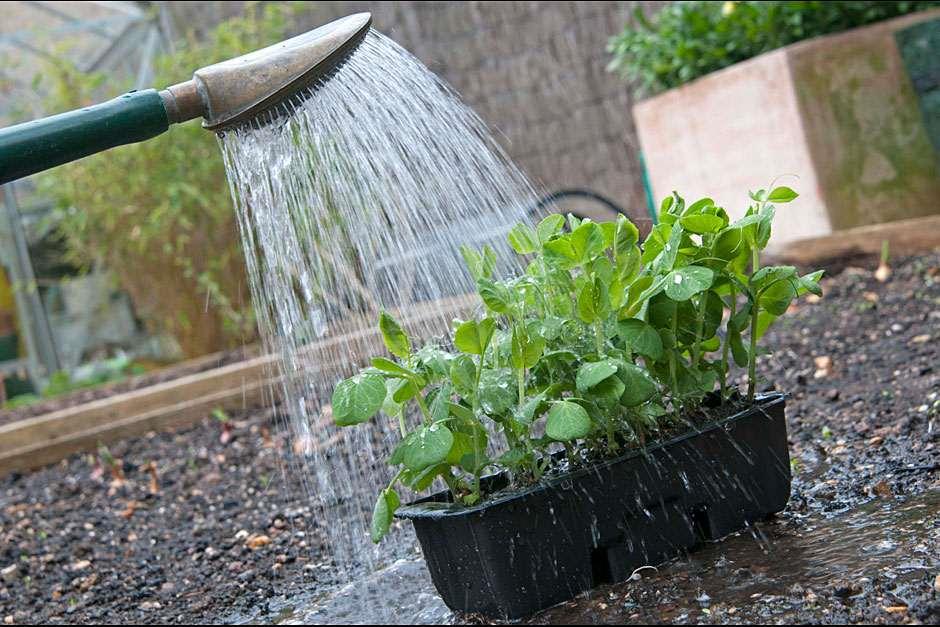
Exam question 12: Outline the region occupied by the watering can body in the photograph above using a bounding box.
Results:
[0,90,169,185]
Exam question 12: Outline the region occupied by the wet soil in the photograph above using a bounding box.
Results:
[0,347,257,426]
[0,252,937,624]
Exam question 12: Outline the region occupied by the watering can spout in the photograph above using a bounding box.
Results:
[161,12,372,130]
[0,13,372,185]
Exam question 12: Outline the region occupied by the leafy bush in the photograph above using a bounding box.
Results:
[608,1,940,94]
[35,4,302,357]
[332,184,823,542]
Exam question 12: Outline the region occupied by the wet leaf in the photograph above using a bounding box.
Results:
[617,318,664,360]
[370,488,399,543]
[664,266,714,301]
[508,223,539,255]
[545,401,592,441]
[576,360,619,391]
[402,424,454,472]
[332,373,386,426]
[379,311,410,359]
[619,363,658,406]
[454,318,495,355]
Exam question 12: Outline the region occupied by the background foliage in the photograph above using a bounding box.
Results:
[608,1,940,95]
[36,4,301,357]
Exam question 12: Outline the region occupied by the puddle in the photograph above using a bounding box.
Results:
[238,489,938,624]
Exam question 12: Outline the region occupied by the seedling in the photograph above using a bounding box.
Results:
[332,186,822,541]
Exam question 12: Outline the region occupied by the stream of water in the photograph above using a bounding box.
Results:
[218,29,541,574]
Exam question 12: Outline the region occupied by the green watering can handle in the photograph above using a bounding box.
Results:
[0,89,170,185]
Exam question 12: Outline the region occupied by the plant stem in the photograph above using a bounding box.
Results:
[720,286,736,400]
[397,413,407,438]
[594,320,605,355]
[415,394,433,424]
[517,368,526,408]
[692,292,707,368]
[747,247,760,402]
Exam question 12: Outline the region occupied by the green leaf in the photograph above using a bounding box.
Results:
[570,221,607,263]
[619,363,658,406]
[545,401,592,441]
[576,360,618,392]
[402,424,454,472]
[576,281,597,323]
[617,319,664,360]
[537,214,566,243]
[759,278,797,316]
[370,488,400,543]
[454,318,496,355]
[653,223,684,274]
[686,197,714,214]
[664,266,714,301]
[508,223,539,255]
[379,311,410,359]
[543,235,579,266]
[713,227,746,262]
[729,327,748,367]
[460,245,484,280]
[510,325,545,370]
[614,214,640,251]
[798,270,824,296]
[577,276,610,324]
[392,379,420,404]
[767,186,798,203]
[449,355,476,396]
[515,393,547,425]
[332,373,387,426]
[680,213,725,234]
[370,357,415,378]
[477,279,512,314]
[478,368,515,416]
[751,265,797,291]
[428,383,452,422]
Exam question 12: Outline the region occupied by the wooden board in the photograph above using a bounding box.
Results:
[774,214,940,265]
[0,294,478,476]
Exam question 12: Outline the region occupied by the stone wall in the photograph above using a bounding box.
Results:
[165,1,664,225]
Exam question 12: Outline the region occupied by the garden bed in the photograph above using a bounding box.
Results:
[0,347,258,427]
[0,251,937,624]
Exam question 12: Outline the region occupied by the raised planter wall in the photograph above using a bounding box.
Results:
[634,9,940,249]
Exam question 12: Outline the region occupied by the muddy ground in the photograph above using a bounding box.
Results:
[0,252,937,625]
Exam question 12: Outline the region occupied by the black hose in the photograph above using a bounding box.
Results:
[528,188,629,220]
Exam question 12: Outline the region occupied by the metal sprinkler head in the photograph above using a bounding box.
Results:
[159,12,372,131]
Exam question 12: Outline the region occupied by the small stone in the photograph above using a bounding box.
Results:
[868,436,884,446]
[3,616,12,624]
[814,356,832,379]
[874,262,891,283]
[912,334,931,344]
[871,480,892,497]
[245,534,271,550]
[826,389,840,402]
[204,547,220,560]
[237,569,255,583]
[69,560,91,572]
[234,530,249,541]
[139,601,162,610]
[0,565,17,584]
[934,573,940,592]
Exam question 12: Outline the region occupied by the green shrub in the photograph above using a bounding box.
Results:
[35,4,302,357]
[332,184,822,542]
[608,1,940,95]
